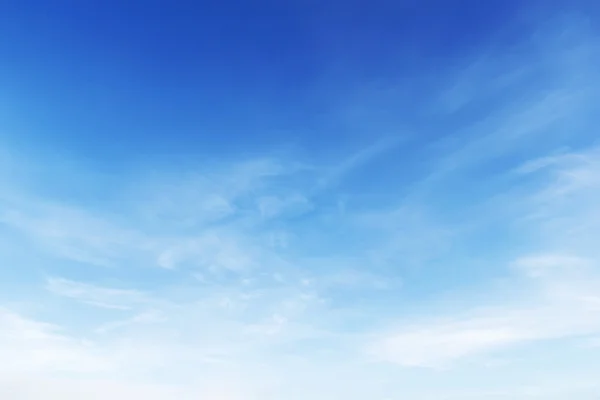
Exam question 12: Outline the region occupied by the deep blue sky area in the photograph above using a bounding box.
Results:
[1,0,528,168]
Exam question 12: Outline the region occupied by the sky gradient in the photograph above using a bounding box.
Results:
[2,1,600,399]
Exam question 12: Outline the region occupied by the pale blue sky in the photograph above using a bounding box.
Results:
[1,1,600,399]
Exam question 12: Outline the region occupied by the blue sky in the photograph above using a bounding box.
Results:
[2,1,600,399]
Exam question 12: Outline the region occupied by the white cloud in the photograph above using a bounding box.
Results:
[367,143,600,368]
[45,278,149,310]
[0,308,111,375]
[315,135,406,190]
[127,158,304,227]
[367,291,600,369]
[0,200,152,268]
[0,376,257,400]
[256,194,312,219]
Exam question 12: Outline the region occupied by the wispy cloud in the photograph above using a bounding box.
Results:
[367,142,600,369]
[315,135,406,191]
[0,307,111,375]
[45,278,149,310]
[368,253,600,368]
